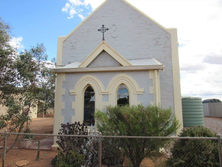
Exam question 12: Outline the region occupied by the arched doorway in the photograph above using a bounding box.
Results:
[117,84,129,106]
[84,86,95,125]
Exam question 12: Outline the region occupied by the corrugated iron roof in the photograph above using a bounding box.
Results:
[55,58,162,70]
[58,62,81,68]
[128,58,162,66]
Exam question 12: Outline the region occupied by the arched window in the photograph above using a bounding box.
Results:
[117,84,129,106]
[84,86,95,125]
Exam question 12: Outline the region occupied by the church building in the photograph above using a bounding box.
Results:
[53,0,183,136]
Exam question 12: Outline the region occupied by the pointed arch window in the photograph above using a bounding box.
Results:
[84,86,95,125]
[117,84,129,106]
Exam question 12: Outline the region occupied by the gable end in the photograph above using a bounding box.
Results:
[88,50,121,67]
[78,41,132,68]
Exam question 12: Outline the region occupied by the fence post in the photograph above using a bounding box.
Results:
[218,134,222,167]
[98,133,102,167]
[2,129,7,167]
[36,140,40,161]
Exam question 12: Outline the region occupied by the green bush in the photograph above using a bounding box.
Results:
[56,150,85,167]
[95,105,179,167]
[166,126,220,167]
[51,155,57,166]
[101,138,124,166]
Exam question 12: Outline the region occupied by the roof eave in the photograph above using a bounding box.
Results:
[53,65,164,73]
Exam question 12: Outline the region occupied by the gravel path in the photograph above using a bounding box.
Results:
[204,117,222,135]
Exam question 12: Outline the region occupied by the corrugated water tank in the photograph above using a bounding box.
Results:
[182,97,204,127]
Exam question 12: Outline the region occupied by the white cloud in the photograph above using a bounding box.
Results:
[62,3,77,19]
[180,63,222,100]
[62,0,92,20]
[9,36,24,50]
[61,0,222,100]
[62,3,71,12]
[203,51,222,64]
[78,14,85,20]
[68,9,77,19]
[69,0,87,6]
[83,0,104,10]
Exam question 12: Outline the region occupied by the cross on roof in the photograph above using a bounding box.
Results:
[98,25,109,41]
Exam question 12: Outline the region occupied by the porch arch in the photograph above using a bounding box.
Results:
[69,75,106,124]
[69,74,107,95]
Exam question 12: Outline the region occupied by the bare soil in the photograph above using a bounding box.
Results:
[0,117,55,167]
[29,117,54,134]
[2,149,57,167]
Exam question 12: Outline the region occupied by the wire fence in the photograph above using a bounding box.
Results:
[0,131,221,167]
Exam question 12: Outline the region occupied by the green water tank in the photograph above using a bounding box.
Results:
[182,97,204,127]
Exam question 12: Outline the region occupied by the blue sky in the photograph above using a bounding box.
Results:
[0,0,88,61]
[0,0,222,100]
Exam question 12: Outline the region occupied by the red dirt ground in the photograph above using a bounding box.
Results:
[0,117,55,167]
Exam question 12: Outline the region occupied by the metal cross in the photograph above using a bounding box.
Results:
[98,25,109,41]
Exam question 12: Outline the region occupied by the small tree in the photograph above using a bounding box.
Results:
[95,105,180,167]
[166,126,220,167]
[36,59,56,117]
[0,18,56,155]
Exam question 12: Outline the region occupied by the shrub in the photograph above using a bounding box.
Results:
[51,155,57,166]
[84,127,124,166]
[56,150,85,167]
[95,105,179,167]
[101,138,124,166]
[54,122,88,166]
[166,126,220,167]
[56,122,88,154]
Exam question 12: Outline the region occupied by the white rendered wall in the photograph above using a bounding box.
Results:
[61,0,174,112]
[54,71,152,124]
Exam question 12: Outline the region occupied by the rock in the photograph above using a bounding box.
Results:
[15,160,29,167]
[19,139,32,149]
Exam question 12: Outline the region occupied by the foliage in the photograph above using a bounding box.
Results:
[0,43,55,131]
[23,127,34,139]
[56,150,85,167]
[56,122,88,153]
[0,17,55,131]
[166,126,220,167]
[36,58,56,115]
[16,43,55,114]
[51,155,58,166]
[83,128,124,167]
[0,18,55,154]
[55,122,123,167]
[101,138,124,166]
[95,105,180,167]
[0,17,17,93]
[55,122,88,166]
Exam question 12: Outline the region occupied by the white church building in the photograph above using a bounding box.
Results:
[53,0,183,136]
